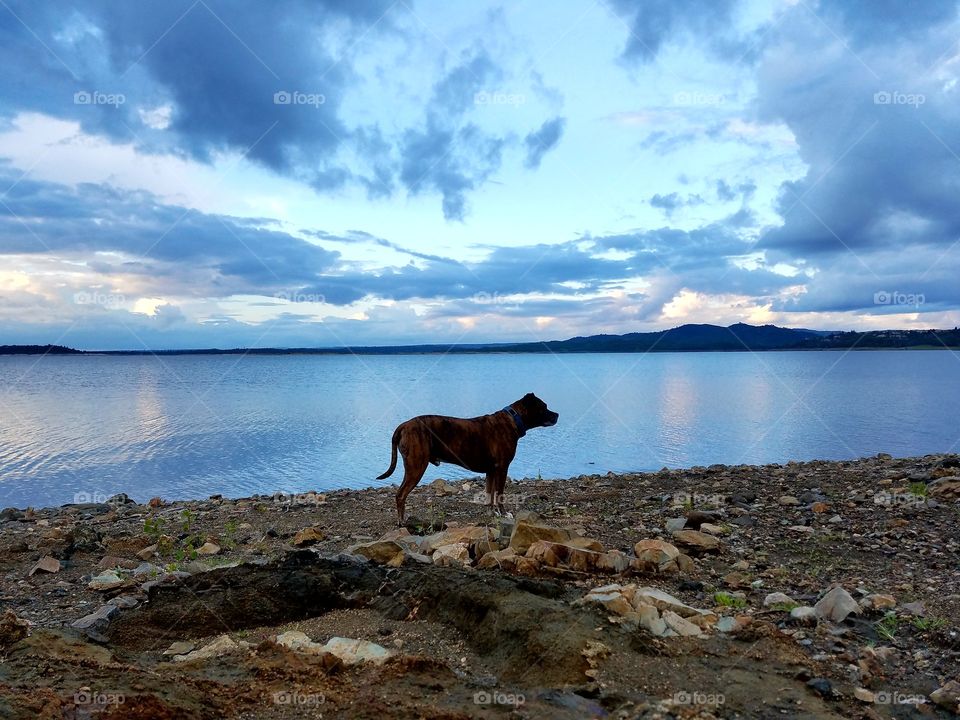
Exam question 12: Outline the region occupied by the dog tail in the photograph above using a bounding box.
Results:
[376,426,401,480]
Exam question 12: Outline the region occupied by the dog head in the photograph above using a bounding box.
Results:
[513,392,559,428]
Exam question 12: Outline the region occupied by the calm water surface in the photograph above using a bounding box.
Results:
[0,351,957,508]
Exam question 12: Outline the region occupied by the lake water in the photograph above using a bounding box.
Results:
[0,351,958,508]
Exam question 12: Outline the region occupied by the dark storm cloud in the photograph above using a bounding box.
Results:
[0,1,562,219]
[523,117,565,169]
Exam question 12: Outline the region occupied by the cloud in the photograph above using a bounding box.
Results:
[523,116,565,169]
[606,0,739,62]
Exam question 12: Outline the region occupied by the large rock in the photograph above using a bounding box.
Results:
[71,604,118,631]
[419,526,498,554]
[476,548,518,572]
[928,476,960,500]
[348,540,406,567]
[763,592,796,608]
[814,586,860,623]
[88,570,125,591]
[661,610,704,637]
[433,543,471,567]
[633,587,706,618]
[634,539,680,571]
[322,637,393,665]
[0,610,29,646]
[172,634,244,663]
[29,555,60,576]
[291,528,324,547]
[930,681,960,713]
[670,530,720,554]
[508,521,572,554]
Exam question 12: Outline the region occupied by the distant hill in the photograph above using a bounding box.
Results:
[0,344,82,355]
[2,324,959,355]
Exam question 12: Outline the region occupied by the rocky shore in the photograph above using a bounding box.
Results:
[0,453,958,719]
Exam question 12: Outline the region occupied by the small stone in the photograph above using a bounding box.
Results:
[148,497,164,508]
[731,560,750,571]
[806,678,833,698]
[828,515,843,524]
[321,637,393,665]
[29,555,60,576]
[814,586,860,623]
[723,572,749,589]
[172,635,242,663]
[698,522,726,535]
[779,496,800,505]
[900,601,925,616]
[788,525,815,534]
[854,688,875,703]
[634,539,680,569]
[811,502,830,513]
[71,604,118,631]
[88,570,125,591]
[664,518,687,532]
[291,527,324,547]
[137,544,158,561]
[715,616,740,633]
[193,542,219,556]
[430,478,456,496]
[764,592,796,608]
[163,640,196,656]
[860,594,896,611]
[790,606,817,625]
[671,530,720,554]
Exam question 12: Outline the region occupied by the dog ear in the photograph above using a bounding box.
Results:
[524,392,535,399]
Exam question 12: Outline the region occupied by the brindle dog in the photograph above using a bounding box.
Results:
[377,393,559,523]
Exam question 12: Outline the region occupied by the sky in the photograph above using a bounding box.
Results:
[1,0,959,350]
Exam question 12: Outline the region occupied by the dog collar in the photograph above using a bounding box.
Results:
[503,406,526,437]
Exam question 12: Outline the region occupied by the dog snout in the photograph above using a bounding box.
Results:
[544,411,559,426]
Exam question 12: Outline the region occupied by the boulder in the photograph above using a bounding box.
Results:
[508,521,572,554]
[814,586,860,623]
[525,540,562,566]
[565,536,604,552]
